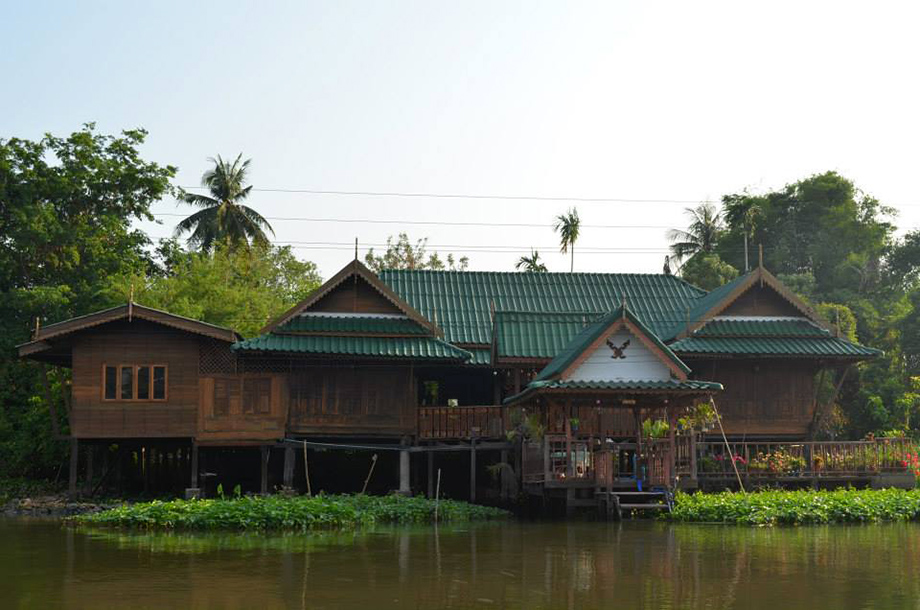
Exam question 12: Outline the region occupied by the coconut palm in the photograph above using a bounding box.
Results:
[175,154,274,251]
[666,203,723,266]
[722,194,763,272]
[516,249,548,272]
[554,207,581,272]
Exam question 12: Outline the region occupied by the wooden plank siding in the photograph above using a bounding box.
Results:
[721,284,805,317]
[70,320,200,438]
[286,366,416,436]
[308,278,405,315]
[196,375,288,443]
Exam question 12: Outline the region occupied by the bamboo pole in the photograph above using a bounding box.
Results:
[361,453,378,494]
[434,468,442,522]
[303,440,312,496]
[710,397,745,493]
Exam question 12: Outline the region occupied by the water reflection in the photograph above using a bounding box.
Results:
[2,519,920,609]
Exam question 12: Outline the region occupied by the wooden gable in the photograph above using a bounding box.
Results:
[261,260,440,336]
[720,283,806,317]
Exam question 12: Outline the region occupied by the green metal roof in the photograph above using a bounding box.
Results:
[693,318,830,338]
[494,311,600,359]
[467,348,492,366]
[233,334,472,360]
[504,379,723,404]
[378,270,705,345]
[276,314,428,335]
[669,335,882,358]
[534,305,692,382]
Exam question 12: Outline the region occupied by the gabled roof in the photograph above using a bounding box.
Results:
[670,317,882,359]
[233,333,472,361]
[378,270,705,345]
[262,260,441,336]
[275,313,428,336]
[534,305,691,383]
[18,302,240,358]
[493,311,601,361]
[669,266,831,340]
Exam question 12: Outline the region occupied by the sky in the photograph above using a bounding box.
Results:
[4,1,920,279]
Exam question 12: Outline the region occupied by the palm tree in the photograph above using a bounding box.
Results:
[516,249,548,272]
[722,194,763,272]
[554,207,581,272]
[175,154,274,251]
[666,203,723,266]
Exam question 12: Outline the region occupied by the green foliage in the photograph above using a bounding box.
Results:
[554,207,580,272]
[364,233,469,272]
[515,249,548,272]
[75,494,510,531]
[677,402,717,433]
[108,241,321,338]
[815,303,858,342]
[679,252,739,290]
[0,125,175,478]
[667,203,724,265]
[641,418,670,439]
[669,488,920,526]
[175,154,274,251]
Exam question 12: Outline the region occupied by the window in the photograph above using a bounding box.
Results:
[137,366,150,400]
[120,366,133,399]
[213,377,270,416]
[102,364,167,401]
[243,378,271,415]
[153,366,167,400]
[214,378,238,417]
[104,366,117,400]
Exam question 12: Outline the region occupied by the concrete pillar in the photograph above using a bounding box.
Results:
[399,449,411,495]
[260,446,270,495]
[68,438,79,498]
[283,447,295,490]
[185,443,200,499]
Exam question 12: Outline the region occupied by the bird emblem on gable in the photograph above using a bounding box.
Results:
[606,338,630,359]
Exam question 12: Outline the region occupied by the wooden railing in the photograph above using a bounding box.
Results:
[694,438,915,479]
[417,405,505,440]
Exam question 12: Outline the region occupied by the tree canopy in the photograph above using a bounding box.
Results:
[364,233,469,272]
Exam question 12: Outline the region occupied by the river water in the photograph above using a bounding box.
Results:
[2,518,919,609]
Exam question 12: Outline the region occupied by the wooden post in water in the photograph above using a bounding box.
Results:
[260,446,270,495]
[435,468,442,522]
[68,438,79,498]
[303,441,312,496]
[362,454,378,494]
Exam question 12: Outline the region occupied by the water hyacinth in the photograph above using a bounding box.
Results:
[75,494,509,531]
[669,488,920,526]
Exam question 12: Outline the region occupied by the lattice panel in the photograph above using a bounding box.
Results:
[198,339,238,375]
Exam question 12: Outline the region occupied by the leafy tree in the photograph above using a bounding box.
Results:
[667,203,724,266]
[0,125,175,477]
[553,207,580,272]
[175,154,273,251]
[678,252,738,290]
[109,242,322,338]
[515,249,548,272]
[722,193,763,272]
[364,233,469,272]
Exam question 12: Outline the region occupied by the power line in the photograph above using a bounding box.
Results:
[178,185,712,205]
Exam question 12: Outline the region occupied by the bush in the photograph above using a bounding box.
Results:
[74,494,509,531]
[669,488,920,526]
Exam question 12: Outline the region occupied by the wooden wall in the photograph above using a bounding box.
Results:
[310,278,402,314]
[694,359,820,437]
[287,365,416,436]
[722,285,802,317]
[197,375,287,443]
[70,320,200,438]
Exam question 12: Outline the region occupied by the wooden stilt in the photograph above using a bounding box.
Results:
[470,440,477,503]
[260,446,270,495]
[190,444,199,489]
[427,450,434,498]
[68,438,78,498]
[83,445,94,496]
[283,447,295,490]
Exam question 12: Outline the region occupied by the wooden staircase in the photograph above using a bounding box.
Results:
[596,485,673,520]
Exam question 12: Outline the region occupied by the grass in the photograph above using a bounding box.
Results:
[669,488,920,526]
[74,493,510,531]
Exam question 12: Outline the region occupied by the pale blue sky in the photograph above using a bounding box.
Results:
[4,1,920,277]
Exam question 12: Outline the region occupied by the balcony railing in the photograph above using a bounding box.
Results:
[417,405,505,440]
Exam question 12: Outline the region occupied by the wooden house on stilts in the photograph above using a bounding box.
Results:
[20,258,909,514]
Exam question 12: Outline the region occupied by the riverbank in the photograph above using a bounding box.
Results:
[74,494,510,530]
[669,488,920,525]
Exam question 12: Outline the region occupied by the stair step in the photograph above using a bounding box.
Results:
[619,503,668,510]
